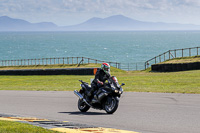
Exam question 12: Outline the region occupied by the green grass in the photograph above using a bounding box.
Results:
[1,69,200,94]
[0,120,59,133]
[0,63,102,70]
[160,55,200,64]
[117,70,200,93]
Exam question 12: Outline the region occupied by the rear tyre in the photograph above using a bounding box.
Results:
[78,99,90,112]
[104,96,119,114]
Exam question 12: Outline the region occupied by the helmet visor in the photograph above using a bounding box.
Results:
[105,67,110,71]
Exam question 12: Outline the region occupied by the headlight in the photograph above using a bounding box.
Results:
[119,91,122,94]
[114,90,119,93]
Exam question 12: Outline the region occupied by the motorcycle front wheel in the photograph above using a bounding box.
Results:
[78,99,90,112]
[104,96,119,114]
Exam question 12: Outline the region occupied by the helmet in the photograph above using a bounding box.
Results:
[101,63,110,75]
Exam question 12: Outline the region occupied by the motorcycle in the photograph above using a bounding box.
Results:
[74,76,125,114]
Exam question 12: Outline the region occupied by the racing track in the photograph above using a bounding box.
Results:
[0,91,200,133]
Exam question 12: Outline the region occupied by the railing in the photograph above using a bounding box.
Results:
[145,47,200,69]
[119,62,145,71]
[0,56,145,71]
[0,57,120,69]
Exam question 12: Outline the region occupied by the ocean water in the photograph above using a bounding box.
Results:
[0,31,200,69]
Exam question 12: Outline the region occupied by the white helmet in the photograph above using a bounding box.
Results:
[101,63,110,75]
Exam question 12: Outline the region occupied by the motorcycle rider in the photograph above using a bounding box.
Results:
[88,63,111,103]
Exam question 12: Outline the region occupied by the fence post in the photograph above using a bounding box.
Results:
[164,53,166,61]
[189,48,191,57]
[197,47,199,56]
[182,49,184,57]
[155,57,156,64]
[159,55,161,63]
[45,58,47,65]
[175,50,176,58]
[67,57,69,64]
[169,50,171,60]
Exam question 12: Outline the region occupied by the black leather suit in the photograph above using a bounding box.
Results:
[90,69,110,96]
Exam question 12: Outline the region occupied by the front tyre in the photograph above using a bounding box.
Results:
[104,96,119,114]
[78,99,90,112]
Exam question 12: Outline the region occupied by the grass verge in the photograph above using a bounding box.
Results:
[0,120,59,133]
[159,55,200,64]
[0,63,101,70]
[0,68,200,93]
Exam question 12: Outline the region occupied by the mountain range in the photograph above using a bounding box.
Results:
[1,15,200,31]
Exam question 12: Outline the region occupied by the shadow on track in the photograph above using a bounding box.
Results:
[58,111,109,116]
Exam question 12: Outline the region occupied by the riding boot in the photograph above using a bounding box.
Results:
[87,88,94,97]
[92,89,102,103]
[92,95,99,103]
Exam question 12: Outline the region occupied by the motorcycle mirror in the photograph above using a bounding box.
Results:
[121,83,125,86]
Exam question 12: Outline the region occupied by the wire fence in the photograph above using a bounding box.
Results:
[0,57,145,71]
[119,62,145,71]
[0,57,118,67]
[145,46,200,69]
[3,46,198,71]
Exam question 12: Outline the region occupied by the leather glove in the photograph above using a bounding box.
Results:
[97,80,104,85]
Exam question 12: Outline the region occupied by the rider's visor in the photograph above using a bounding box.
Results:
[105,68,110,72]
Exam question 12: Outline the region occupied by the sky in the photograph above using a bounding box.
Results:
[0,0,200,26]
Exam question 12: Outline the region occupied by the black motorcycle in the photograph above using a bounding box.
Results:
[74,76,125,114]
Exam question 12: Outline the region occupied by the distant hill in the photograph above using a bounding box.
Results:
[1,15,200,31]
[62,15,200,31]
[0,16,58,31]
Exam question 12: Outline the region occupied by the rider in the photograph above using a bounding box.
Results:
[88,63,111,103]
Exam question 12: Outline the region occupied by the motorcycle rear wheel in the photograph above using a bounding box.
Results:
[78,99,90,112]
[104,96,119,114]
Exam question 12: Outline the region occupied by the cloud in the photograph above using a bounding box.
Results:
[0,0,200,25]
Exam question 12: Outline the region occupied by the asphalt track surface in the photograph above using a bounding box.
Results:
[0,90,200,133]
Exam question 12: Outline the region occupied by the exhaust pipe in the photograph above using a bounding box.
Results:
[74,90,83,100]
[74,90,91,107]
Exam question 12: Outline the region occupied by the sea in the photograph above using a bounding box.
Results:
[0,31,200,70]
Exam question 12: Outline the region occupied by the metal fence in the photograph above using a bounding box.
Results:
[119,62,145,71]
[0,57,120,68]
[145,46,200,69]
[0,57,145,71]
